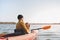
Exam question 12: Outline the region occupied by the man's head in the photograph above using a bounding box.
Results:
[17,14,23,20]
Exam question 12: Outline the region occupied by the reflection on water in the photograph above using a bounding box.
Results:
[0,24,60,40]
[37,32,60,40]
[36,32,60,40]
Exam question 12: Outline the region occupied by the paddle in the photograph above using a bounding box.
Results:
[31,25,51,31]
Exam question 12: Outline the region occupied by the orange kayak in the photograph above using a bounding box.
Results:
[0,30,38,40]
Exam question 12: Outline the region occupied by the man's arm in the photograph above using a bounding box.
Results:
[25,23,30,30]
[20,22,30,34]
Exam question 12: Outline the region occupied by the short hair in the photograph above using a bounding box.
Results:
[17,14,23,19]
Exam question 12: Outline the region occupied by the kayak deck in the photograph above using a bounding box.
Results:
[0,30,38,40]
[8,30,38,40]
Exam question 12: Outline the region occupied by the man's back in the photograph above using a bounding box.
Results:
[16,22,22,30]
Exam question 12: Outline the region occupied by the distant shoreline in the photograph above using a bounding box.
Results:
[0,22,60,25]
[0,22,16,24]
[30,23,60,25]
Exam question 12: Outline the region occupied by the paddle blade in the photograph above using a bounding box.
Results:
[42,25,51,30]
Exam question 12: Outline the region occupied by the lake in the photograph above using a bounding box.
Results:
[0,24,60,40]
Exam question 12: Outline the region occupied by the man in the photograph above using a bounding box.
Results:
[15,14,30,35]
[1,15,30,37]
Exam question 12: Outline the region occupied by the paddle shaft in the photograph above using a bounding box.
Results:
[31,28,42,31]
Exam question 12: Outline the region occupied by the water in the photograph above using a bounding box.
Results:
[0,24,16,34]
[0,24,60,40]
[31,24,60,40]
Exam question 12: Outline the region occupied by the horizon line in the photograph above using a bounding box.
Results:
[0,22,60,25]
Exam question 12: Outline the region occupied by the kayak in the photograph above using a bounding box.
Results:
[0,30,38,40]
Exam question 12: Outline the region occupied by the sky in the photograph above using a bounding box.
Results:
[0,0,60,23]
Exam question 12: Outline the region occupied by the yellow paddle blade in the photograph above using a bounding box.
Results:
[42,25,51,30]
